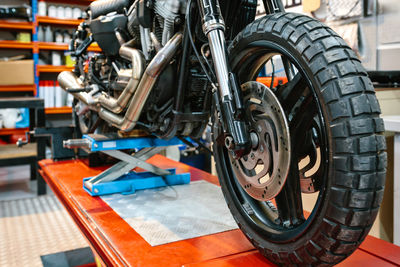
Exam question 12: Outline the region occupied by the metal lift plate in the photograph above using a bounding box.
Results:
[84,134,184,152]
[83,169,191,196]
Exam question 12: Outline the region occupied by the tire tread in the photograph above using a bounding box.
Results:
[226,12,386,266]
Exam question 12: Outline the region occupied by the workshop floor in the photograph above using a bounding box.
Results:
[0,165,40,201]
[0,165,89,267]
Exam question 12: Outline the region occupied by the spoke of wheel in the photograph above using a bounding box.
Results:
[290,94,317,138]
[281,55,296,81]
[274,73,313,226]
[275,153,305,227]
[275,72,309,113]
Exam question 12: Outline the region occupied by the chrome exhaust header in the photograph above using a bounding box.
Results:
[96,45,145,113]
[58,32,183,132]
[99,32,183,132]
[58,44,145,114]
[57,71,98,109]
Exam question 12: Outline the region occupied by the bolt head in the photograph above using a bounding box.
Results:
[225,136,235,150]
[174,17,182,25]
[250,132,259,149]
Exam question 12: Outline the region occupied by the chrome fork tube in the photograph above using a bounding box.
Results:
[207,30,231,100]
[197,0,231,100]
[197,0,250,157]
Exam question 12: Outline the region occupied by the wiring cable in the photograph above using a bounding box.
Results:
[185,0,217,86]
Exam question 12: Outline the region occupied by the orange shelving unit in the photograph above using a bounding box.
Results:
[0,128,29,136]
[0,21,34,96]
[0,40,34,50]
[37,16,83,27]
[37,41,101,52]
[0,20,33,30]
[37,41,68,51]
[37,65,74,74]
[0,85,36,94]
[42,0,95,5]
[45,106,72,114]
[0,2,97,110]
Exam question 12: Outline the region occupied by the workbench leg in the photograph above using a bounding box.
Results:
[394,134,400,246]
[31,107,47,195]
[29,107,37,183]
[37,164,47,195]
[37,136,47,195]
[30,161,37,181]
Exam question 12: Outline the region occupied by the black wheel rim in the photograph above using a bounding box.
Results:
[218,40,331,243]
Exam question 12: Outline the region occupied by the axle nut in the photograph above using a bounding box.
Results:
[250,132,259,149]
[225,136,235,150]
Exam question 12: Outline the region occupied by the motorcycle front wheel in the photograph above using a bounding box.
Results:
[213,13,387,265]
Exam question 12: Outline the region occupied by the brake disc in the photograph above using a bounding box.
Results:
[230,81,291,201]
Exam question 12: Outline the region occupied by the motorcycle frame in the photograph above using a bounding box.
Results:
[70,0,286,144]
[165,0,285,151]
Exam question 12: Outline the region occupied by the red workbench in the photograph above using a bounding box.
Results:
[39,155,400,266]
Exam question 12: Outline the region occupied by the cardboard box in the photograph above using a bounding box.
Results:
[0,60,34,86]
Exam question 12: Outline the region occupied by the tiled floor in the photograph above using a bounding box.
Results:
[0,165,40,201]
[0,165,89,266]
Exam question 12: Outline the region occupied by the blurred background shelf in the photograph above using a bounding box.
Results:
[37,16,82,27]
[0,127,28,136]
[0,20,33,30]
[42,0,96,4]
[0,41,33,50]
[37,42,69,51]
[37,65,74,73]
[45,106,72,114]
[37,41,101,52]
[0,85,36,93]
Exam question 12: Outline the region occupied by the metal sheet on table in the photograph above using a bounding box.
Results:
[101,180,238,246]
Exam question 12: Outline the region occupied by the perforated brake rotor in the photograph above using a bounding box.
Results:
[230,81,291,201]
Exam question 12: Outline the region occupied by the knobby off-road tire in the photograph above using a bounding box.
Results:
[213,13,387,266]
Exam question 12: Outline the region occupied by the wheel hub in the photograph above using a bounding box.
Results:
[230,81,291,201]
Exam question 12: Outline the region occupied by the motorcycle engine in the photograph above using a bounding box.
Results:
[127,0,186,53]
[125,0,189,133]
[153,0,186,45]
[137,0,210,138]
[86,0,208,137]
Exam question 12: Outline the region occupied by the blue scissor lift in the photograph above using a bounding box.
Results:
[63,134,190,196]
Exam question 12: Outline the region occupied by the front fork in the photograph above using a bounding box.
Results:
[197,0,250,157]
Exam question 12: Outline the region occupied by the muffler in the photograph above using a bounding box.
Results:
[98,33,183,132]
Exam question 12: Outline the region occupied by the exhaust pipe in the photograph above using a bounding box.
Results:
[58,45,145,114]
[96,45,145,113]
[58,32,183,132]
[57,71,97,108]
[99,32,183,132]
